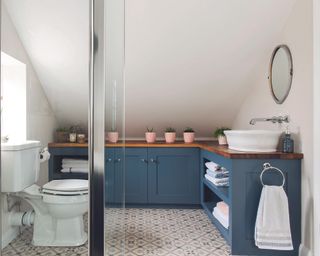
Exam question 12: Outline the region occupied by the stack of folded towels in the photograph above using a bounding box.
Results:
[213,201,229,229]
[204,161,229,187]
[61,158,88,173]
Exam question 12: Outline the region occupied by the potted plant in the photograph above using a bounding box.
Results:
[145,127,156,143]
[165,127,176,143]
[55,127,69,143]
[69,125,81,143]
[214,127,231,145]
[107,129,119,143]
[183,127,195,143]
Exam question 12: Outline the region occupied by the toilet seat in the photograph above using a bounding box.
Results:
[42,179,88,196]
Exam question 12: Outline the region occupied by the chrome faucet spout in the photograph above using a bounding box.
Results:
[249,115,289,125]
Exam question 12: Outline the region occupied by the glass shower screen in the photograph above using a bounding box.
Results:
[104,0,126,255]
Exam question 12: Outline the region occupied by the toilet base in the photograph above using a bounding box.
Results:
[32,214,87,247]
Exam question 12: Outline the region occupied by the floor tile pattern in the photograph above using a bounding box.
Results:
[2,208,230,256]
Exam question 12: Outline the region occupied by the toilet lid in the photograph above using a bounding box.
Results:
[42,179,88,195]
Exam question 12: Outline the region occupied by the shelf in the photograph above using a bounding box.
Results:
[52,172,88,180]
[203,178,230,205]
[202,201,230,244]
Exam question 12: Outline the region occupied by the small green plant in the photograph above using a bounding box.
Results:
[213,127,231,138]
[184,127,194,133]
[56,127,68,132]
[165,127,176,133]
[69,125,81,133]
[146,127,154,132]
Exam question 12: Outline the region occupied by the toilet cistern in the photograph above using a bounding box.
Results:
[249,115,290,125]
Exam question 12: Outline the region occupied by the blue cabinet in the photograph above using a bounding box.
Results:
[148,148,200,205]
[200,149,301,256]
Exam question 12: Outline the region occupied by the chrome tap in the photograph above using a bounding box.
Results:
[249,115,289,125]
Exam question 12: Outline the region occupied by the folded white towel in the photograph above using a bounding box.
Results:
[62,163,88,169]
[61,168,88,174]
[213,207,229,229]
[206,169,229,179]
[62,158,88,164]
[205,174,229,187]
[255,185,293,251]
[205,162,221,172]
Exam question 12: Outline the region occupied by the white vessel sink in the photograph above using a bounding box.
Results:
[224,130,282,152]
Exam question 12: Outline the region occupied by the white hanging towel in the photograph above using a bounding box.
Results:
[255,185,293,251]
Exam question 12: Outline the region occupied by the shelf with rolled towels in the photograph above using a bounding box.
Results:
[203,161,230,205]
[60,158,89,173]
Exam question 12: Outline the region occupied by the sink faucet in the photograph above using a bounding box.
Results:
[249,115,290,125]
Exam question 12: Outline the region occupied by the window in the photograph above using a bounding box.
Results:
[1,52,27,142]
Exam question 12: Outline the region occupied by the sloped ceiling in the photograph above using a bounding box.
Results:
[4,0,296,137]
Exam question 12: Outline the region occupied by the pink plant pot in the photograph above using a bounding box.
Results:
[145,132,156,143]
[183,132,195,143]
[165,132,176,143]
[218,135,228,145]
[108,132,119,143]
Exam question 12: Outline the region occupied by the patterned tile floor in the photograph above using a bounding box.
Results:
[2,208,230,256]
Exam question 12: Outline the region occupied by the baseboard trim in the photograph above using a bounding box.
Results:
[299,244,312,256]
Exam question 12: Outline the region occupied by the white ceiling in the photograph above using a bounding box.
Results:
[4,0,296,137]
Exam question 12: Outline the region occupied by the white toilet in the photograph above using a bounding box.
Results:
[1,140,88,247]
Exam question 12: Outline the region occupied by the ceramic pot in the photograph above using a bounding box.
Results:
[55,132,69,143]
[145,132,156,143]
[218,135,228,145]
[183,132,195,143]
[165,132,176,143]
[69,133,77,143]
[77,134,86,144]
[108,132,119,143]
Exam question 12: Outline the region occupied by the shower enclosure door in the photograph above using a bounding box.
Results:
[103,0,126,254]
[0,0,127,255]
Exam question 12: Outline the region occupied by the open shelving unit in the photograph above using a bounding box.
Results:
[48,147,89,181]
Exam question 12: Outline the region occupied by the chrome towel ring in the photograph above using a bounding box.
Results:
[260,163,285,187]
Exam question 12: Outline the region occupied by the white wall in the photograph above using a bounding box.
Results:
[124,0,297,138]
[4,0,297,138]
[1,6,58,248]
[233,0,314,254]
[313,0,320,255]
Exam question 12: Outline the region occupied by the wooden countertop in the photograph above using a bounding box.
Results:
[48,141,303,160]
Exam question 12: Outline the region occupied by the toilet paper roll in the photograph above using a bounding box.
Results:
[40,147,50,163]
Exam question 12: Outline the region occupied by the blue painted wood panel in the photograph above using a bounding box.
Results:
[148,148,200,204]
[230,159,301,256]
[105,148,115,204]
[123,148,148,204]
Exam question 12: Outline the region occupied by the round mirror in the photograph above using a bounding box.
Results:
[269,45,293,104]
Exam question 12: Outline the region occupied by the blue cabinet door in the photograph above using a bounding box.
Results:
[114,148,124,204]
[124,148,148,204]
[148,148,200,204]
[114,148,148,204]
[105,148,115,204]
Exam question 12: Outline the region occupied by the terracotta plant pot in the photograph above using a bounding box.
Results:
[183,132,195,143]
[218,135,228,145]
[145,132,156,143]
[165,132,176,143]
[55,131,69,143]
[108,132,119,143]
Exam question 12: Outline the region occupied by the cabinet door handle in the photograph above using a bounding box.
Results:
[150,158,158,164]
[107,158,112,163]
[114,158,121,163]
[141,159,148,163]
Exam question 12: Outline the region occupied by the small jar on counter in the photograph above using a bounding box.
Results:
[77,134,86,144]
